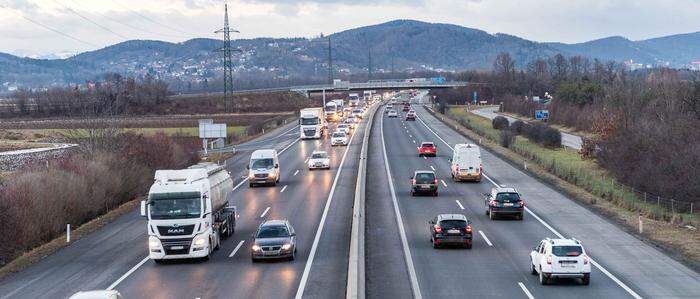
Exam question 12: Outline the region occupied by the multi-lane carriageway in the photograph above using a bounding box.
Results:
[1,100,699,299]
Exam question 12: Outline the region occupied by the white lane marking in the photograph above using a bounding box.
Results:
[294,169,300,176]
[295,116,360,299]
[455,200,465,210]
[479,230,493,247]
[305,158,309,163]
[412,140,416,144]
[430,166,436,171]
[380,113,423,299]
[416,109,643,299]
[441,180,447,187]
[518,282,534,299]
[260,207,271,218]
[106,257,149,290]
[423,156,427,160]
[409,134,413,138]
[280,185,288,193]
[229,240,245,257]
[106,134,303,290]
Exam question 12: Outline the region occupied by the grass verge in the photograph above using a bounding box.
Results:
[428,106,700,269]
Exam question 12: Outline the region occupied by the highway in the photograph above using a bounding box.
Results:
[0,109,372,299]
[1,97,700,299]
[364,103,700,298]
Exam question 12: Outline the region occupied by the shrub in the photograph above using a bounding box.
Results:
[541,126,562,148]
[579,137,598,159]
[510,120,525,135]
[492,116,509,130]
[500,129,516,148]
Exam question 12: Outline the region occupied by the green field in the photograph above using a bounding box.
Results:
[9,126,248,138]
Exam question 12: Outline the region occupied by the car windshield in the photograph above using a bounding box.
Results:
[301,117,319,125]
[333,133,345,138]
[415,173,435,183]
[149,192,201,219]
[552,245,583,257]
[312,152,328,159]
[496,192,520,202]
[256,225,290,238]
[251,158,274,169]
[421,143,434,148]
[439,220,467,229]
[338,124,348,128]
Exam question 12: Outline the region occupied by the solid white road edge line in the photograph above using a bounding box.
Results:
[479,230,493,247]
[380,112,423,299]
[105,135,302,291]
[455,200,465,210]
[430,166,436,171]
[280,185,288,193]
[229,240,245,258]
[106,257,149,290]
[294,116,360,299]
[416,108,643,299]
[260,207,271,218]
[518,282,535,299]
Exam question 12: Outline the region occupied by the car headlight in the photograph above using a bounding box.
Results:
[268,172,276,178]
[281,243,292,250]
[193,234,207,247]
[251,244,262,252]
[148,237,161,248]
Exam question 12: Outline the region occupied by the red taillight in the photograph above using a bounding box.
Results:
[433,179,438,184]
[412,179,416,184]
[489,200,498,206]
[434,225,442,233]
[583,255,589,265]
[546,255,553,264]
[479,164,483,173]
[465,225,472,233]
[518,199,525,207]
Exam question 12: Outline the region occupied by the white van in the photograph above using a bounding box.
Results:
[247,149,280,187]
[450,144,482,182]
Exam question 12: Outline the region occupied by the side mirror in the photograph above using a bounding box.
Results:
[275,164,279,169]
[429,220,435,225]
[246,165,250,170]
[291,232,296,237]
[140,201,147,217]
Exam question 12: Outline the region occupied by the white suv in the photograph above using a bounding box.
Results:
[530,238,591,285]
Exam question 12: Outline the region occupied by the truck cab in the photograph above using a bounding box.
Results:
[300,107,324,139]
[141,163,236,262]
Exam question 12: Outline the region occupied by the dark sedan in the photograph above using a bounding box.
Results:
[251,220,297,261]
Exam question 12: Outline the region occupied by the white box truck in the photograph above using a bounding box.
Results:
[300,107,325,139]
[141,162,236,262]
[450,144,483,182]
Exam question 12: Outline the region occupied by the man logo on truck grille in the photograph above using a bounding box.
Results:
[168,224,184,234]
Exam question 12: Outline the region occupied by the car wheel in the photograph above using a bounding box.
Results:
[582,275,590,285]
[251,256,258,263]
[249,183,254,188]
[539,269,548,285]
[531,261,538,275]
[433,191,438,197]
[485,209,490,216]
[489,210,495,220]
[154,259,165,265]
[465,241,472,249]
[518,213,524,221]
[289,249,296,261]
[432,240,439,249]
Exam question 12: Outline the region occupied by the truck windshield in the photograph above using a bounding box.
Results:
[251,158,274,169]
[149,192,201,219]
[301,117,319,125]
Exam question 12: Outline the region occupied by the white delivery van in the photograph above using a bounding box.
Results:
[247,149,280,187]
[450,144,482,182]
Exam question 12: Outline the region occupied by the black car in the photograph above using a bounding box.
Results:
[251,220,297,262]
[485,187,525,220]
[429,214,472,249]
[410,170,438,196]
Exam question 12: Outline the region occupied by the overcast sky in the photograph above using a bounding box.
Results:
[1,0,700,57]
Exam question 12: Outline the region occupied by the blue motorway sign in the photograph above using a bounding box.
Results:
[535,110,549,120]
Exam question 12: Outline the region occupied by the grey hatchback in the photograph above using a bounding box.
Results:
[410,170,438,196]
[251,220,297,262]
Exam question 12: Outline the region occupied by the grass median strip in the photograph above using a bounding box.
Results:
[429,106,700,269]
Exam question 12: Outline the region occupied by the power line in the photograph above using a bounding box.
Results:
[0,4,100,48]
[70,0,192,40]
[54,0,130,40]
[110,0,200,37]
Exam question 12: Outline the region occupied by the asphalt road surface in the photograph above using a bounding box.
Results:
[364,104,700,298]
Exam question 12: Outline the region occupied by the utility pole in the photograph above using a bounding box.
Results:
[327,36,333,85]
[368,47,372,81]
[215,3,239,112]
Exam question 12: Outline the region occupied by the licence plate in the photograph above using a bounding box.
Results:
[170,246,184,250]
[265,251,278,256]
[503,203,514,207]
[561,263,575,268]
[421,185,430,189]
[447,229,460,234]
